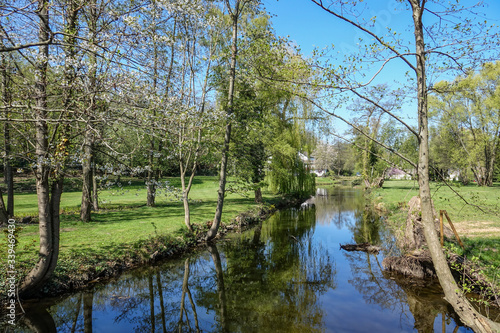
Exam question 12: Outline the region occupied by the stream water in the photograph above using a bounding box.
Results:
[5,187,492,332]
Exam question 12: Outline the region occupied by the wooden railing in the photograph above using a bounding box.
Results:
[439,210,465,249]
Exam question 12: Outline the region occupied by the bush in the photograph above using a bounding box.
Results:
[351,178,362,186]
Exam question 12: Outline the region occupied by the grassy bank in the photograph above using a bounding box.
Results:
[371,180,500,285]
[1,176,291,298]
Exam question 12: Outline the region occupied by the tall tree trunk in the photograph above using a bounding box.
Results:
[92,163,99,211]
[410,1,500,331]
[0,188,8,223]
[254,187,262,203]
[3,119,13,219]
[20,0,63,297]
[146,48,158,207]
[2,51,14,217]
[182,194,192,232]
[180,163,197,233]
[80,133,93,222]
[81,0,98,221]
[207,0,240,241]
[180,128,201,233]
[484,135,498,186]
[362,119,370,183]
[20,178,63,296]
[146,152,156,207]
[146,3,167,208]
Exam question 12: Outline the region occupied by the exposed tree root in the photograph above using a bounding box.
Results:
[383,250,500,308]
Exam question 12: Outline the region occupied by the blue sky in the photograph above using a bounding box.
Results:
[263,0,410,56]
[263,0,500,63]
[260,0,500,137]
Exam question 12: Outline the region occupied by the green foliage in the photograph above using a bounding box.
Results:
[267,151,316,197]
[429,62,500,186]
[351,178,362,186]
[446,242,500,306]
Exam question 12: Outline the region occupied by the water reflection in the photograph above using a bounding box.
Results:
[178,258,200,332]
[19,308,57,333]
[214,209,335,332]
[3,187,492,332]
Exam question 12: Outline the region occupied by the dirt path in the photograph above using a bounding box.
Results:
[453,220,500,239]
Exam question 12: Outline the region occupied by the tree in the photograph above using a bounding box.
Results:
[249,37,320,198]
[80,0,117,221]
[228,14,288,203]
[265,95,316,197]
[173,1,222,232]
[126,0,179,207]
[311,0,500,331]
[1,52,13,220]
[207,0,251,241]
[312,142,337,174]
[348,85,394,185]
[429,62,500,186]
[19,0,64,296]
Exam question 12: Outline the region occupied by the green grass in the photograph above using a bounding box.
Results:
[0,176,281,295]
[315,175,358,186]
[372,180,500,225]
[10,176,278,255]
[314,177,336,186]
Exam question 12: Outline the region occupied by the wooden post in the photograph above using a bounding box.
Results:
[439,210,444,247]
[443,211,465,249]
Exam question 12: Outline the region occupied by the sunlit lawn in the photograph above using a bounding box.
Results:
[373,180,500,225]
[5,176,278,268]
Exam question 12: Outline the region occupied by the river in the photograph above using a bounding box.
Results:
[5,187,489,332]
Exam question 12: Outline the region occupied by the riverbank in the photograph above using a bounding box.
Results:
[371,180,500,290]
[0,176,305,301]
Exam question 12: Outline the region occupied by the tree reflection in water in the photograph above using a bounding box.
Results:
[343,203,470,332]
[19,307,57,333]
[83,291,93,333]
[196,208,337,333]
[178,258,200,332]
[314,187,364,228]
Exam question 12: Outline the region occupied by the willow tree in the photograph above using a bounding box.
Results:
[265,95,317,198]
[311,0,500,331]
[228,13,301,203]
[261,52,320,198]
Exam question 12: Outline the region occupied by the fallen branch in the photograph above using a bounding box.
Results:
[340,243,382,254]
